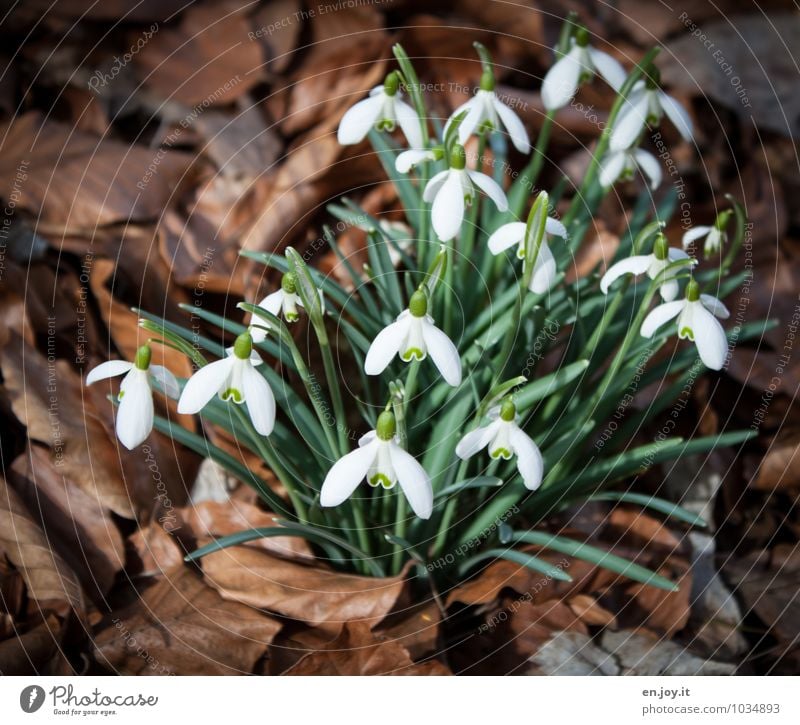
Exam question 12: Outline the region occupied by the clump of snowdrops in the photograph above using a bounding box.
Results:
[89,16,759,589]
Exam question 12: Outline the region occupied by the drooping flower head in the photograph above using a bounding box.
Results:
[177,332,276,436]
[320,410,433,519]
[423,143,508,241]
[601,233,694,301]
[599,146,662,190]
[456,397,543,491]
[682,209,732,257]
[542,26,627,111]
[641,279,730,370]
[365,289,462,386]
[337,71,423,148]
[86,344,179,450]
[248,272,313,343]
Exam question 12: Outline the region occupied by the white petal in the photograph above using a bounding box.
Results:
[700,294,730,319]
[364,317,410,375]
[692,305,728,370]
[659,91,693,141]
[609,91,648,151]
[541,47,583,110]
[640,300,685,337]
[599,150,627,187]
[358,430,377,447]
[443,99,472,141]
[320,440,379,507]
[389,444,433,519]
[242,364,276,436]
[337,94,384,145]
[659,279,679,302]
[177,357,233,414]
[509,426,543,491]
[633,149,662,190]
[394,98,424,149]
[115,370,153,450]
[488,222,525,255]
[148,364,180,399]
[600,255,653,293]
[491,96,530,153]
[587,47,627,91]
[457,97,485,144]
[529,241,557,294]
[396,149,434,174]
[682,226,711,247]
[431,171,465,241]
[667,247,691,262]
[467,170,508,212]
[86,360,133,385]
[422,169,450,203]
[456,420,501,459]
[545,216,567,238]
[421,320,462,386]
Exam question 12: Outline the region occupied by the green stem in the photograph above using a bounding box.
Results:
[317,326,349,455]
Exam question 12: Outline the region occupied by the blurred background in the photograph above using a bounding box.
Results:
[0,0,798,675]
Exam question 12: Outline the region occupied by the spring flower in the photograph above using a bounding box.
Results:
[682,210,731,256]
[86,345,179,450]
[178,332,276,436]
[610,69,693,151]
[541,27,627,111]
[365,290,462,386]
[337,71,423,148]
[445,69,530,153]
[641,279,730,370]
[423,144,508,241]
[599,147,662,190]
[247,272,321,343]
[487,215,567,294]
[320,411,433,519]
[456,398,543,491]
[600,234,693,301]
[396,148,441,173]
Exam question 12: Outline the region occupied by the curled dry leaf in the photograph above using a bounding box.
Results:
[282,622,451,675]
[0,614,62,675]
[201,545,406,631]
[93,566,281,675]
[0,474,84,615]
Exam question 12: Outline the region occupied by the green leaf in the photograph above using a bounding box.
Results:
[435,476,503,500]
[458,548,573,582]
[589,492,706,527]
[515,359,589,410]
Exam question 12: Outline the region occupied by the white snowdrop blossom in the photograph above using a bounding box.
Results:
[445,70,530,152]
[599,147,662,190]
[600,234,694,301]
[640,279,730,370]
[682,211,731,256]
[423,144,508,241]
[337,71,423,148]
[610,71,693,151]
[178,332,276,436]
[456,399,543,491]
[247,272,321,343]
[395,148,440,173]
[365,290,462,386]
[542,28,627,111]
[320,411,433,519]
[487,216,567,294]
[86,345,179,450]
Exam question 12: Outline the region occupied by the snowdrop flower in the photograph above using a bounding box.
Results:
[423,144,508,241]
[541,27,627,111]
[86,345,179,450]
[178,332,276,436]
[599,147,662,190]
[445,69,530,153]
[487,215,567,294]
[247,272,320,343]
[365,290,462,386]
[682,210,731,257]
[320,411,433,519]
[641,279,730,370]
[396,147,441,173]
[610,69,693,151]
[600,234,694,301]
[456,398,543,491]
[337,71,423,148]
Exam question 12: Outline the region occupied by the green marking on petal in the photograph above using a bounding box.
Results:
[401,347,425,362]
[221,387,244,403]
[490,447,513,460]
[679,326,694,340]
[369,473,394,489]
[284,312,299,322]
[377,119,396,132]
